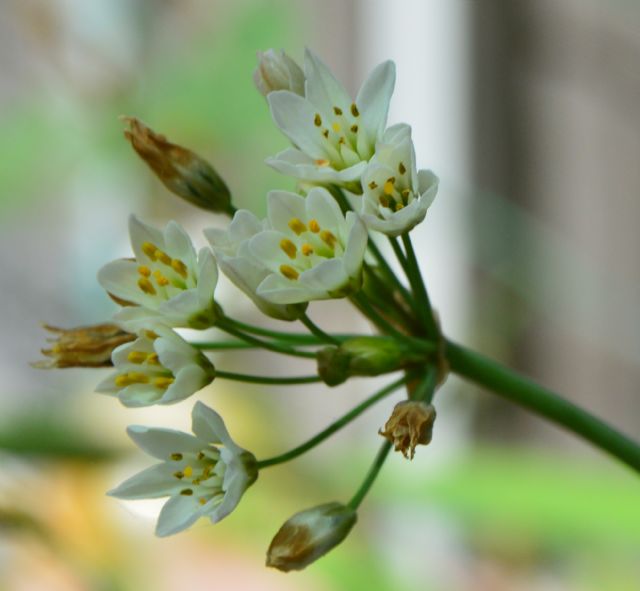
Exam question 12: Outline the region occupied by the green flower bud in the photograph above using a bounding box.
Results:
[317,337,424,386]
[123,117,233,215]
[266,502,357,572]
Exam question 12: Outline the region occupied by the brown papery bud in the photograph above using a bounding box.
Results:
[32,323,134,369]
[379,401,436,460]
[122,117,233,215]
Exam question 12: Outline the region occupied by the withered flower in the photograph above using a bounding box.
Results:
[32,323,134,369]
[379,400,436,460]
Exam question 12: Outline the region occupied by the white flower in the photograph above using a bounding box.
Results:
[253,49,305,97]
[108,401,257,537]
[248,187,368,304]
[204,210,307,321]
[359,124,439,237]
[95,326,215,407]
[98,215,220,331]
[266,49,395,187]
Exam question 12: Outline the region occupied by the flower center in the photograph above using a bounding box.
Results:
[370,162,414,212]
[170,447,224,505]
[136,241,191,298]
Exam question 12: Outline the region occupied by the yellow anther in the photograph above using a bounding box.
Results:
[350,124,358,133]
[171,258,188,278]
[142,242,158,259]
[288,218,307,235]
[332,122,341,133]
[280,265,300,280]
[301,243,314,256]
[398,162,407,175]
[314,113,322,126]
[350,103,360,117]
[127,350,148,364]
[199,497,207,505]
[308,219,320,233]
[154,249,172,266]
[138,265,151,277]
[144,330,159,340]
[368,181,378,190]
[137,277,156,295]
[395,203,405,211]
[320,230,337,248]
[153,270,170,286]
[279,239,297,259]
[333,106,343,115]
[315,159,330,167]
[146,352,160,365]
[170,453,183,461]
[202,466,212,478]
[183,465,193,478]
[154,376,174,389]
[379,195,390,208]
[115,372,150,387]
[401,189,411,199]
[338,137,345,145]
[383,180,395,196]
[180,489,193,496]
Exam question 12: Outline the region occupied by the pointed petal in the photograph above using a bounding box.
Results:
[305,187,345,232]
[97,259,154,308]
[129,215,165,262]
[160,365,209,404]
[127,425,203,459]
[191,401,242,453]
[248,230,290,273]
[299,258,348,297]
[356,60,396,140]
[256,274,312,304]
[164,221,197,265]
[266,191,307,234]
[304,49,351,114]
[266,149,366,183]
[107,463,179,499]
[155,495,201,537]
[343,212,368,278]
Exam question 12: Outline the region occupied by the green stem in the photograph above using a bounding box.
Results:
[222,317,354,344]
[256,376,406,469]
[350,292,407,340]
[446,340,640,473]
[367,238,416,312]
[217,320,317,359]
[400,233,439,337]
[300,313,339,345]
[192,341,258,351]
[214,370,321,385]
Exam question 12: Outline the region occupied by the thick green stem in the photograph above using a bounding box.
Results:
[256,376,406,469]
[446,340,640,473]
[214,370,321,385]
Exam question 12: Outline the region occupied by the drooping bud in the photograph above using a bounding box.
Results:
[379,401,436,460]
[32,323,134,369]
[316,336,425,386]
[253,49,305,97]
[122,117,233,215]
[266,502,357,572]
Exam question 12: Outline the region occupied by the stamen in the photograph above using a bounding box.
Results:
[153,270,170,287]
[401,189,411,199]
[115,372,150,387]
[322,129,329,138]
[301,244,314,256]
[395,203,404,211]
[144,330,159,340]
[199,498,207,505]
[308,219,320,233]
[338,137,345,145]
[368,181,378,190]
[315,159,330,167]
[398,162,407,175]
[280,265,300,280]
[350,124,358,133]
[138,277,156,295]
[197,452,205,460]
[170,453,183,461]
[288,218,307,235]
[279,239,297,259]
[127,350,148,364]
[383,181,395,196]
[333,106,343,115]
[180,489,193,496]
[146,352,160,365]
[174,471,184,479]
[154,376,174,389]
[320,230,337,248]
[350,103,360,117]
[154,249,172,266]
[332,122,341,133]
[183,466,193,478]
[142,242,157,260]
[314,113,322,126]
[138,265,151,277]
[171,259,188,278]
[379,195,390,208]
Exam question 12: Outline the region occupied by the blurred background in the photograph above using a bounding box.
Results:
[1,0,639,589]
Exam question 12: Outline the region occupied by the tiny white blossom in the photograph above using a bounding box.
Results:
[266,49,395,187]
[95,326,214,407]
[248,187,368,304]
[253,49,305,97]
[204,210,307,321]
[359,124,439,237]
[98,215,219,331]
[108,401,257,537]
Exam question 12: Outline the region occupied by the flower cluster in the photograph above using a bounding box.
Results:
[35,47,442,570]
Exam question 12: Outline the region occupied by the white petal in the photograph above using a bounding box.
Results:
[343,212,368,278]
[356,60,396,140]
[127,425,203,459]
[256,273,313,304]
[196,247,218,307]
[160,365,209,404]
[129,215,165,262]
[164,221,197,265]
[305,187,345,232]
[191,401,242,453]
[95,371,119,393]
[266,149,366,184]
[207,469,249,524]
[97,259,155,308]
[299,258,348,297]
[118,384,164,407]
[267,91,326,158]
[266,191,307,234]
[417,169,439,208]
[111,306,167,333]
[107,463,179,499]
[155,495,202,537]
[248,230,290,273]
[304,49,351,114]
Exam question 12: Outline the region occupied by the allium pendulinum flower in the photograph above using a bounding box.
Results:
[98,215,219,331]
[248,188,368,304]
[109,401,257,537]
[204,210,307,321]
[95,326,215,407]
[360,124,439,237]
[266,49,395,187]
[253,49,305,97]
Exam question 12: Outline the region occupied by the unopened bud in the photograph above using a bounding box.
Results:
[266,502,357,572]
[123,117,233,215]
[317,337,424,386]
[32,323,134,369]
[379,401,436,460]
[253,49,305,97]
